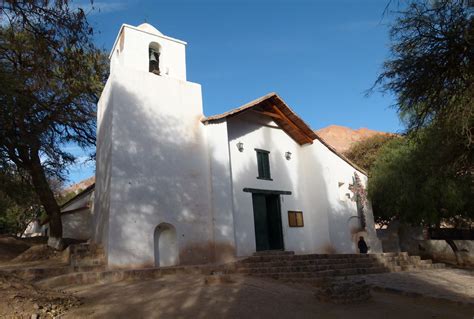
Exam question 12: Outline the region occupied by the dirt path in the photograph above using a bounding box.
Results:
[0,272,80,318]
[349,268,474,304]
[64,275,473,319]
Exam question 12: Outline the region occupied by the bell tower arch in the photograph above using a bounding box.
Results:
[109,23,187,81]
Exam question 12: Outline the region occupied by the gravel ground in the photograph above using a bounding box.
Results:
[0,272,81,318]
[347,268,474,305]
[63,274,473,319]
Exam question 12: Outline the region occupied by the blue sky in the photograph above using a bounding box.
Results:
[67,0,401,185]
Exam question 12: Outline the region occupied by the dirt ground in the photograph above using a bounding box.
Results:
[0,236,472,318]
[0,237,78,318]
[62,275,473,319]
[0,236,35,262]
[0,272,80,318]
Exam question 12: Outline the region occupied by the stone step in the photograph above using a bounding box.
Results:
[70,244,104,256]
[237,261,381,271]
[248,267,388,280]
[375,256,410,262]
[241,254,375,264]
[251,270,336,279]
[236,263,384,274]
[244,267,388,276]
[388,265,402,272]
[253,250,295,256]
[72,265,106,272]
[237,258,380,268]
[71,257,105,267]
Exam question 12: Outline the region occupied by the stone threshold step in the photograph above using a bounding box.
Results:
[237,264,385,271]
[242,255,376,263]
[238,260,379,268]
[253,251,295,256]
[249,268,387,279]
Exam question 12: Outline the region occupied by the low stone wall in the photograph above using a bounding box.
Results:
[376,222,474,268]
[418,240,474,267]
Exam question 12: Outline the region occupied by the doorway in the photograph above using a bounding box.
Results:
[154,223,179,267]
[252,193,284,251]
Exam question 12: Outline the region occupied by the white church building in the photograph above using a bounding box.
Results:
[89,23,381,269]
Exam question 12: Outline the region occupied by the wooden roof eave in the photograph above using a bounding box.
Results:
[202,93,317,146]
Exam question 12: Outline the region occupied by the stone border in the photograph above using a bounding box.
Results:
[371,286,474,307]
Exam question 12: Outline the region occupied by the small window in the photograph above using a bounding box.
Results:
[288,211,304,227]
[255,149,271,180]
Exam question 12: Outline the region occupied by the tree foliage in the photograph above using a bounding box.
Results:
[368,129,473,227]
[376,0,473,174]
[344,134,397,173]
[0,1,107,246]
[0,164,42,235]
[368,0,474,227]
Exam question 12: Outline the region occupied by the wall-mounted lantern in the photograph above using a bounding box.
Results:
[285,151,292,160]
[237,141,244,152]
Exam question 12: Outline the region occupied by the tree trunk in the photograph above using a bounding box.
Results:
[28,149,63,249]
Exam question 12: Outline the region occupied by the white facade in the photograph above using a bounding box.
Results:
[22,220,46,237]
[94,23,381,269]
[60,187,93,240]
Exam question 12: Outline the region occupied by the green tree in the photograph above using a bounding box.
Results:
[344,134,397,173]
[375,0,473,174]
[0,1,107,248]
[0,164,42,235]
[368,0,474,226]
[368,128,473,227]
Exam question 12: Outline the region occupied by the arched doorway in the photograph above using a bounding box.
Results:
[154,223,178,267]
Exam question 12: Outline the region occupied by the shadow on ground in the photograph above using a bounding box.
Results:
[63,274,472,319]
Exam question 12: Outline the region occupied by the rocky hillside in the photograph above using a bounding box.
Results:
[316,125,389,153]
[64,176,95,195]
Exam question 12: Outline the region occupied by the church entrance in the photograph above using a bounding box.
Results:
[251,193,284,251]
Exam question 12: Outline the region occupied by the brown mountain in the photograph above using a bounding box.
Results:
[316,125,388,153]
[64,176,95,195]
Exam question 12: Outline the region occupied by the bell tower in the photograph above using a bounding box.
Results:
[95,23,214,268]
[109,23,187,81]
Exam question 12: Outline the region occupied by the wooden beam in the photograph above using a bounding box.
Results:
[251,110,283,119]
[270,105,313,144]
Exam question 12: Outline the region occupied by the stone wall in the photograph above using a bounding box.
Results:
[377,222,474,267]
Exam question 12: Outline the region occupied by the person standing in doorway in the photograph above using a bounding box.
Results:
[358,236,368,254]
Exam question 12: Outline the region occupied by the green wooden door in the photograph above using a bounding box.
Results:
[252,193,284,251]
[266,195,284,250]
[252,194,270,251]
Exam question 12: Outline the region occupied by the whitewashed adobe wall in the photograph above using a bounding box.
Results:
[227,111,381,256]
[22,220,46,237]
[109,24,187,81]
[227,112,332,257]
[96,24,215,268]
[206,121,236,262]
[302,141,381,253]
[61,190,93,240]
[93,78,113,252]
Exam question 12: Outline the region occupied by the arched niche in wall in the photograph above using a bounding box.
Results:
[149,42,161,75]
[154,222,179,267]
